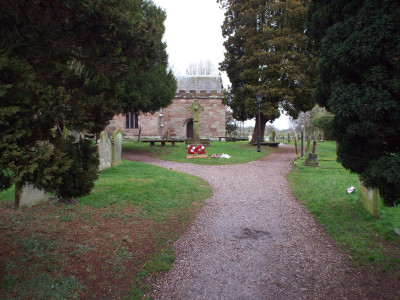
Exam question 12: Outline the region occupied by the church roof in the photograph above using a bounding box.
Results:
[176,75,223,94]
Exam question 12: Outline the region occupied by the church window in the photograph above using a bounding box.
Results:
[126,113,139,129]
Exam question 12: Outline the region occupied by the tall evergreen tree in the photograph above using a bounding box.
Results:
[307,0,400,206]
[218,0,315,143]
[0,0,175,206]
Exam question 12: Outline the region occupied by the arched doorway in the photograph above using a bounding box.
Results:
[186,119,193,139]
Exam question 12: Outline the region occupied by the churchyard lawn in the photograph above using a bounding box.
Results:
[288,141,400,273]
[123,140,278,165]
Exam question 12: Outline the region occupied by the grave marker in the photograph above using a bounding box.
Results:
[111,130,123,166]
[187,99,204,145]
[98,131,112,171]
[15,184,48,208]
[359,178,380,217]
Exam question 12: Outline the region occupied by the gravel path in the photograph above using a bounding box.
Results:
[122,144,365,299]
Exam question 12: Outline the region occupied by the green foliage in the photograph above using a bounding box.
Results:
[53,139,99,200]
[312,114,334,140]
[0,0,175,201]
[307,0,400,205]
[219,0,316,141]
[118,1,177,114]
[288,141,400,269]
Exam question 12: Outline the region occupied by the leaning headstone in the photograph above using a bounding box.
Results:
[15,184,48,208]
[111,130,123,167]
[359,178,380,218]
[97,131,112,171]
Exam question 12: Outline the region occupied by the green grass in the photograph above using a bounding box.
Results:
[287,141,400,269]
[79,160,211,221]
[0,185,15,202]
[123,140,277,165]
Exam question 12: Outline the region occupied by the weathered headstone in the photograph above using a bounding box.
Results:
[304,140,320,166]
[271,131,276,142]
[111,130,123,166]
[15,184,48,208]
[187,99,204,145]
[97,131,112,171]
[359,178,380,218]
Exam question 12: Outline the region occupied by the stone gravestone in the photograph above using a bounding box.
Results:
[304,140,320,166]
[187,99,204,145]
[359,178,380,217]
[15,184,48,208]
[111,130,123,167]
[97,131,112,171]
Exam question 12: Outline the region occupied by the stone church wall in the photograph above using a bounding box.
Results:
[106,75,226,139]
[106,97,226,139]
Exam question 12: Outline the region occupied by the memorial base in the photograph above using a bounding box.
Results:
[186,154,209,159]
[304,153,320,166]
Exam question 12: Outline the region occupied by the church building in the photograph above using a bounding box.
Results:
[106,75,226,139]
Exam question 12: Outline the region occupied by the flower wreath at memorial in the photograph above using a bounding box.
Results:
[187,145,206,155]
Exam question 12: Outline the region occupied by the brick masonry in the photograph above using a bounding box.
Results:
[106,76,226,139]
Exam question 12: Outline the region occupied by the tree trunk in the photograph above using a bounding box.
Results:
[251,115,267,144]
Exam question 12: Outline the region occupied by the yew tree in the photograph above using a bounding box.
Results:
[218,0,315,143]
[0,0,175,205]
[307,0,400,205]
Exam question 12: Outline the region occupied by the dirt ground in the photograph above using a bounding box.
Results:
[0,203,164,299]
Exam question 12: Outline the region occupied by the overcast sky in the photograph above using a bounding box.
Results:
[152,0,225,76]
[151,0,290,129]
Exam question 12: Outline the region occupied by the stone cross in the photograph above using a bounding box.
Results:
[187,99,204,144]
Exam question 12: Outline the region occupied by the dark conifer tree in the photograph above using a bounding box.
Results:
[0,0,176,206]
[307,0,400,205]
[218,0,315,143]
